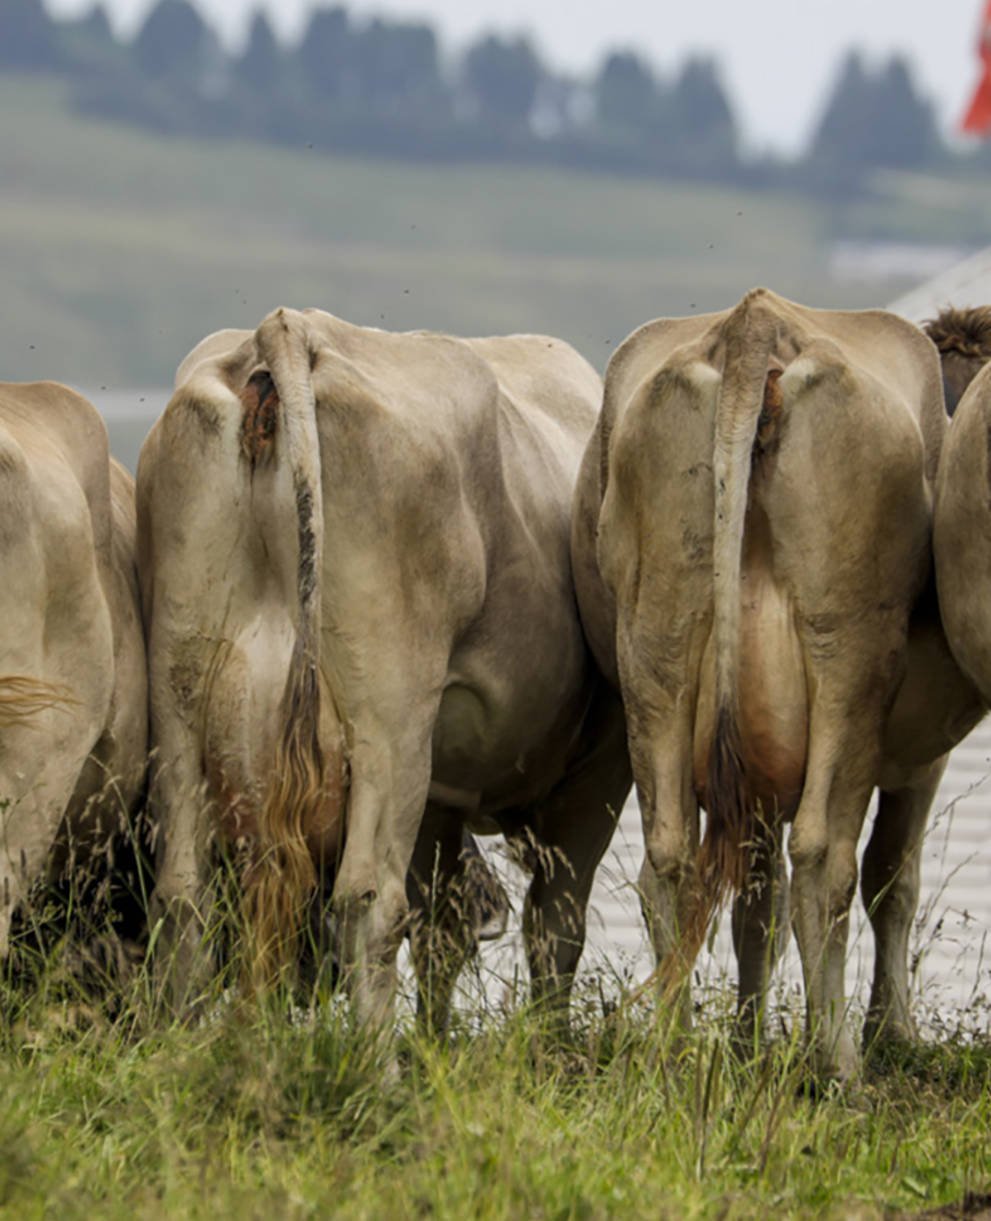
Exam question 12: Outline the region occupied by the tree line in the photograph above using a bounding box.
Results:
[2,0,959,189]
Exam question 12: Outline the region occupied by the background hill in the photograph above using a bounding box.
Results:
[7,75,991,399]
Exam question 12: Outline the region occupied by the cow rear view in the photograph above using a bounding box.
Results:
[139,312,348,997]
[574,288,947,1081]
[139,307,631,1034]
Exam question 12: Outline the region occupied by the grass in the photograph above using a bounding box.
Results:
[0,791,984,1220]
[0,787,985,1220]
[0,897,986,1221]
[0,75,941,390]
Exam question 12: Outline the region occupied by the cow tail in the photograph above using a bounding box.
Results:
[242,308,326,991]
[0,676,76,728]
[690,292,777,958]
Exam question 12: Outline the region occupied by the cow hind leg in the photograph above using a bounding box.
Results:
[147,744,219,1016]
[524,685,632,1024]
[406,805,479,1035]
[634,707,700,1029]
[731,813,788,1055]
[789,743,875,1085]
[333,765,423,1040]
[861,758,945,1056]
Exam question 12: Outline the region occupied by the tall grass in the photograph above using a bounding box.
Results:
[0,722,988,1218]
[0,857,987,1221]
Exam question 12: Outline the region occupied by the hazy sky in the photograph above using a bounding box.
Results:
[46,0,990,153]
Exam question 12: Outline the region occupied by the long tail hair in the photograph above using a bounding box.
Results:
[240,308,329,991]
[0,675,76,728]
[688,290,779,962]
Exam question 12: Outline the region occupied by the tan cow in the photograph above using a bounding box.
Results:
[572,287,962,1081]
[867,306,991,1055]
[0,381,147,957]
[137,307,630,1032]
[932,307,991,716]
[926,306,991,417]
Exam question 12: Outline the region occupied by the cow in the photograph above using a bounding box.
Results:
[572,287,968,1082]
[925,306,991,417]
[137,306,631,1035]
[931,307,991,717]
[0,381,147,965]
[864,305,991,1059]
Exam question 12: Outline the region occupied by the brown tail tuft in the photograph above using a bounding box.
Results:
[682,705,754,963]
[241,642,325,992]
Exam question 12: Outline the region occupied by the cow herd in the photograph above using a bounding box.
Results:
[3,288,991,1085]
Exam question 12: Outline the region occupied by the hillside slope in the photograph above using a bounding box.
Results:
[3,77,897,388]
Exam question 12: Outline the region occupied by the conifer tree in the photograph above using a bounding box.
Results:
[462,34,542,127]
[0,0,58,71]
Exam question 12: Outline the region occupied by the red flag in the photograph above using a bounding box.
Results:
[962,0,991,134]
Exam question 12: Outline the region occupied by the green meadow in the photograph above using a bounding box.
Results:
[0,951,988,1221]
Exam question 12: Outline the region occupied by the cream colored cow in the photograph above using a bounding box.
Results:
[573,288,963,1081]
[138,307,630,1032]
[932,308,991,725]
[0,381,146,953]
